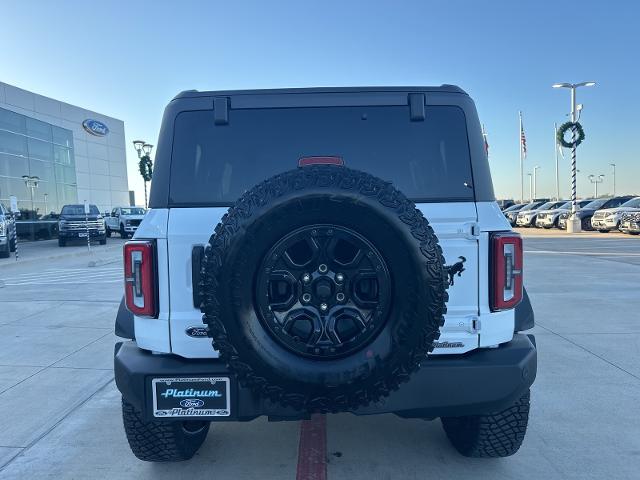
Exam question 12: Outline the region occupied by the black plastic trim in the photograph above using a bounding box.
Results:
[191,245,205,308]
[115,297,135,340]
[114,334,536,421]
[515,287,535,332]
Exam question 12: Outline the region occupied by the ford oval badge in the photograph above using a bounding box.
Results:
[180,399,205,408]
[82,119,109,137]
[185,326,209,338]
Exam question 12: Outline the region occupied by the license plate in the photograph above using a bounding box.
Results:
[152,377,230,418]
[78,232,88,237]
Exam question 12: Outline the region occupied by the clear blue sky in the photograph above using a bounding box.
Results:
[1,0,638,202]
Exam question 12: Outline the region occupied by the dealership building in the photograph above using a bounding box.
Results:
[0,81,130,225]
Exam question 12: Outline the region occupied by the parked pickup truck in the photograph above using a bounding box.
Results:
[105,207,146,239]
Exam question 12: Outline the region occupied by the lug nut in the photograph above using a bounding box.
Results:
[302,293,311,303]
[336,273,344,283]
[336,292,345,302]
[320,303,328,312]
[318,264,328,273]
[302,273,311,283]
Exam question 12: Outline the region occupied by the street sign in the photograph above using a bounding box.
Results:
[9,195,18,213]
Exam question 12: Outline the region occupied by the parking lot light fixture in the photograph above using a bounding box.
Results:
[552,81,596,233]
[588,174,605,198]
[609,163,616,196]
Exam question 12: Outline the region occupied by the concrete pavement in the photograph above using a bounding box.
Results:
[0,233,639,479]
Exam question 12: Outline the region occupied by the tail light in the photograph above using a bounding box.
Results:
[124,240,157,317]
[490,232,523,311]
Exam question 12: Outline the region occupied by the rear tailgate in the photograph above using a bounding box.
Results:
[168,203,479,358]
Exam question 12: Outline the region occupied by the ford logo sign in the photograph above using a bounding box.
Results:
[82,119,109,137]
[180,399,205,408]
[185,326,209,338]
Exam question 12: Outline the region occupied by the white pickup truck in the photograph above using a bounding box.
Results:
[105,207,146,239]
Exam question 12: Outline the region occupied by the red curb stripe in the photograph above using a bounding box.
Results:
[296,414,327,480]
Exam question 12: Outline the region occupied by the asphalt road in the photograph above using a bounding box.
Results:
[0,233,639,479]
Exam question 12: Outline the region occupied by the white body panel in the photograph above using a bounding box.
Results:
[133,201,516,358]
[132,209,171,353]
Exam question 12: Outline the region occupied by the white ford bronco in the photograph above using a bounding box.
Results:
[114,86,536,462]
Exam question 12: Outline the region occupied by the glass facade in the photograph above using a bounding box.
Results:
[0,106,77,220]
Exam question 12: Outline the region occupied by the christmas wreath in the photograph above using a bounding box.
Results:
[557,121,585,148]
[139,155,153,182]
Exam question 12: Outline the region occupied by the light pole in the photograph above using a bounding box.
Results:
[21,175,40,219]
[588,174,605,198]
[609,163,616,196]
[133,140,154,208]
[552,81,596,232]
[533,165,540,200]
[554,122,560,200]
[528,173,533,202]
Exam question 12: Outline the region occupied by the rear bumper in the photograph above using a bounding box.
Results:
[114,334,537,421]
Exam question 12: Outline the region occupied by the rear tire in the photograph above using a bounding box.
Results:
[121,397,210,462]
[598,229,608,233]
[0,242,9,258]
[120,224,128,239]
[441,389,530,458]
[99,237,107,245]
[58,238,66,247]
[106,227,112,238]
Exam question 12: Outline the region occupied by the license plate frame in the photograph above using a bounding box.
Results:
[152,377,231,418]
[78,232,88,237]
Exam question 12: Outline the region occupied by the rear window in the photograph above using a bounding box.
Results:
[169,105,474,205]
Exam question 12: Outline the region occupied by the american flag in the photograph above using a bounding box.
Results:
[520,113,527,159]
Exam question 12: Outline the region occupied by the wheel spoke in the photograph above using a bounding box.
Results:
[256,224,390,359]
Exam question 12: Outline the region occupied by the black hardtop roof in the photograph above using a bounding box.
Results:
[173,85,467,100]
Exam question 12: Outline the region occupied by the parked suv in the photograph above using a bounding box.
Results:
[0,203,17,258]
[516,200,565,227]
[114,86,536,462]
[57,204,107,246]
[503,203,527,226]
[558,196,634,230]
[105,207,146,239]
[506,201,546,226]
[620,212,640,234]
[591,197,640,232]
[535,199,591,229]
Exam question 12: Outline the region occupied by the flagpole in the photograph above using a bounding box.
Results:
[519,111,524,203]
[554,122,560,200]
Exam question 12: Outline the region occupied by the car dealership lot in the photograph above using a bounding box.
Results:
[0,234,639,479]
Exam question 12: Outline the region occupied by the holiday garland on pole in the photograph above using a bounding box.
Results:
[138,155,153,208]
[556,121,585,148]
[138,155,153,182]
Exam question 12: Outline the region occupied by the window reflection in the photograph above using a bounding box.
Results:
[0,106,77,239]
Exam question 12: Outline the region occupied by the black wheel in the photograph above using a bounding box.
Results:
[121,397,209,462]
[58,238,66,247]
[441,389,531,458]
[598,229,609,233]
[99,237,107,245]
[0,242,9,258]
[120,224,128,239]
[201,165,448,412]
[106,226,112,238]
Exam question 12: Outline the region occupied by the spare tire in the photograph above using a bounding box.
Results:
[201,165,448,412]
